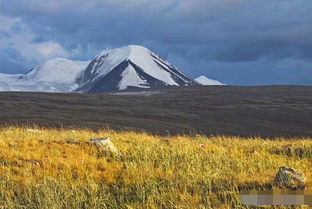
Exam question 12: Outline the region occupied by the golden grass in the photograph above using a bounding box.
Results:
[0,127,311,208]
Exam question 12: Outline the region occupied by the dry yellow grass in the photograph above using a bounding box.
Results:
[0,127,311,208]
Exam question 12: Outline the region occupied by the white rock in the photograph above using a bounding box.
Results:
[88,137,120,155]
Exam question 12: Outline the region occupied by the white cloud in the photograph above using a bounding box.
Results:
[0,15,69,68]
[34,41,69,58]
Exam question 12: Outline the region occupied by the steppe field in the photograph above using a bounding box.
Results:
[0,127,311,209]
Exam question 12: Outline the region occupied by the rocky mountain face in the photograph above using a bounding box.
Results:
[76,45,198,93]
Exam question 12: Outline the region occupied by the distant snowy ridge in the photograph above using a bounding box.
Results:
[0,45,223,93]
[195,76,225,86]
[22,58,88,84]
[0,58,89,92]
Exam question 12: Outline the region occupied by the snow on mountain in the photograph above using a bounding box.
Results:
[0,58,89,92]
[118,64,148,90]
[76,45,198,93]
[22,58,88,84]
[0,73,23,91]
[0,45,216,93]
[195,76,225,86]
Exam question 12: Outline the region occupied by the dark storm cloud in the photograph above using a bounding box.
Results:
[0,0,312,84]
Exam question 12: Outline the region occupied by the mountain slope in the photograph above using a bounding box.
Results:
[195,75,225,85]
[76,45,198,93]
[22,58,88,84]
[0,58,89,92]
[0,73,22,91]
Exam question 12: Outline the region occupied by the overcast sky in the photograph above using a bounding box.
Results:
[0,0,311,85]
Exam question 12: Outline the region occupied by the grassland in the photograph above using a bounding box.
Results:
[0,127,311,208]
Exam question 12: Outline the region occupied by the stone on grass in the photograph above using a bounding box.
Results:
[65,138,82,145]
[274,167,306,190]
[88,137,120,155]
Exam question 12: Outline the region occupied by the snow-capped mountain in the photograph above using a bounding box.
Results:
[0,58,89,92]
[0,45,224,93]
[76,45,197,93]
[195,76,225,86]
[22,58,88,84]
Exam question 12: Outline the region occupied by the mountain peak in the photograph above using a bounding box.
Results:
[77,45,198,92]
[96,45,150,61]
[195,76,225,86]
[128,44,149,51]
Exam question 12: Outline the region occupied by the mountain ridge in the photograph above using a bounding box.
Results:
[0,45,223,93]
